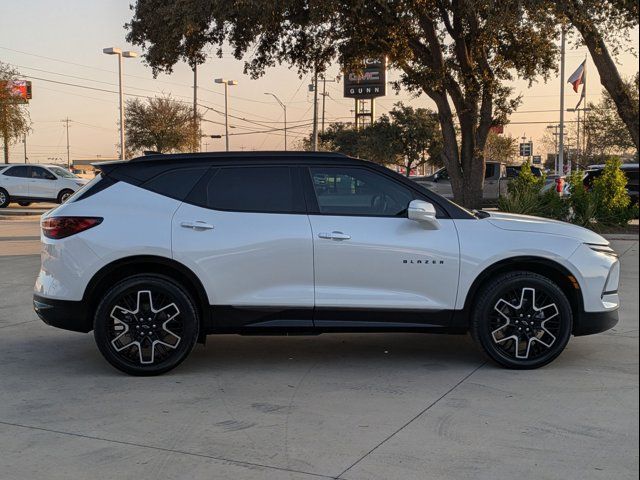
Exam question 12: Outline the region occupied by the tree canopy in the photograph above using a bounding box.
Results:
[127,0,559,208]
[315,103,443,175]
[125,95,200,154]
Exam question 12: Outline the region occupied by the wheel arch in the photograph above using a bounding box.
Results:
[463,256,584,331]
[83,255,211,341]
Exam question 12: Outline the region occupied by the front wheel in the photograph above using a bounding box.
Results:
[471,272,573,369]
[94,275,199,375]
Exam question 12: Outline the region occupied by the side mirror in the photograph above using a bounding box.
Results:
[408,200,440,229]
[432,173,439,183]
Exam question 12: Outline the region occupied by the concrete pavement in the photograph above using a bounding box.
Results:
[0,231,637,479]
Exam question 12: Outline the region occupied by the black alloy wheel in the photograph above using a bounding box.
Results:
[471,271,573,369]
[94,275,199,375]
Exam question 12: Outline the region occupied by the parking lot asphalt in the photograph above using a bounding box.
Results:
[0,227,637,480]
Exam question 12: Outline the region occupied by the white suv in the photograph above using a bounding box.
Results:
[33,153,620,375]
[0,164,89,208]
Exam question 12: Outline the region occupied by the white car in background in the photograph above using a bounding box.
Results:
[0,164,88,208]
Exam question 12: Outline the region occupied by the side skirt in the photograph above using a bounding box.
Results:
[207,305,468,335]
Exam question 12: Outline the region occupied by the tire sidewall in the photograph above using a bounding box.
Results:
[58,189,74,203]
[93,275,199,376]
[0,189,9,208]
[473,273,573,369]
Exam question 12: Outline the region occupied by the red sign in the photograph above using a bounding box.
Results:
[1,80,32,103]
[490,125,504,134]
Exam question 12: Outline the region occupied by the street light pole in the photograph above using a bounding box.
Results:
[103,47,137,160]
[215,78,237,152]
[558,27,566,175]
[264,93,287,151]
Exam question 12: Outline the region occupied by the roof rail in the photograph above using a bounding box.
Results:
[127,150,350,163]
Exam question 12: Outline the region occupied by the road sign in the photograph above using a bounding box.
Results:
[519,142,532,157]
[532,155,542,164]
[344,58,386,99]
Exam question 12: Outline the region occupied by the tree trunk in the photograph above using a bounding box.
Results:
[566,9,640,150]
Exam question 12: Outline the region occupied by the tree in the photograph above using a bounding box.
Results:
[0,62,31,163]
[484,132,518,164]
[313,103,443,175]
[126,1,558,208]
[583,74,638,162]
[530,0,639,150]
[125,95,200,154]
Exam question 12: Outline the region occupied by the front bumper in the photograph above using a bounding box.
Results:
[33,294,91,333]
[573,309,619,336]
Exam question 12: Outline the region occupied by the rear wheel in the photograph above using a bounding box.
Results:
[0,188,9,208]
[471,272,573,369]
[94,275,199,375]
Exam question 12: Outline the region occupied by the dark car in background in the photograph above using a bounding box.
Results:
[583,163,639,205]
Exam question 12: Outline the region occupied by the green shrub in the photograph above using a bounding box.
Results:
[591,157,635,226]
[566,158,636,229]
[499,162,548,215]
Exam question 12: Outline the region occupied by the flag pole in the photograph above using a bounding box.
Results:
[558,26,566,175]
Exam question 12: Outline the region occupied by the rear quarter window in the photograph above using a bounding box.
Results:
[141,167,209,201]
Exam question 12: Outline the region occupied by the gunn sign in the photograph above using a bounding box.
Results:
[343,58,387,99]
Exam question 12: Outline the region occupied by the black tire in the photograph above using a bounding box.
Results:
[57,189,74,204]
[0,188,9,208]
[94,275,199,376]
[18,201,31,207]
[471,271,573,369]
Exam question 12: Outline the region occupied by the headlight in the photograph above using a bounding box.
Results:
[587,244,618,257]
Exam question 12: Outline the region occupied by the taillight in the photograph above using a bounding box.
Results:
[42,217,103,239]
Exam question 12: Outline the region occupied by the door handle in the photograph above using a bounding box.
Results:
[318,231,351,240]
[181,221,214,230]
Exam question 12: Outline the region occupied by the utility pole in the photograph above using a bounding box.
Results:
[311,67,319,151]
[23,133,27,163]
[193,65,199,152]
[558,26,566,175]
[62,117,71,169]
[320,75,338,134]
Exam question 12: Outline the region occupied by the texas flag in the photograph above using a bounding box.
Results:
[568,61,586,93]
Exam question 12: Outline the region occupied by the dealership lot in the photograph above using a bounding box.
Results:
[0,218,638,480]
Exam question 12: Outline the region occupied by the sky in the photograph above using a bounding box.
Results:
[1,1,638,165]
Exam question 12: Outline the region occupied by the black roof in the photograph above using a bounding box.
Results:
[97,150,349,166]
[94,150,474,219]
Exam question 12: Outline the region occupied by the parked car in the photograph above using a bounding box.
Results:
[34,152,619,375]
[413,161,508,204]
[506,164,542,178]
[583,163,639,205]
[0,164,89,208]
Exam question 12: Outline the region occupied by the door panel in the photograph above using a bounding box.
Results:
[29,167,59,198]
[309,215,460,312]
[305,165,460,323]
[1,166,30,197]
[171,165,314,329]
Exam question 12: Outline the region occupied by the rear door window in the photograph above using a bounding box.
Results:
[198,166,299,213]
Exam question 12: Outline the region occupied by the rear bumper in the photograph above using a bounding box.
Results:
[573,309,619,336]
[33,294,91,333]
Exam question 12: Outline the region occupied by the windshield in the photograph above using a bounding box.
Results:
[48,166,78,179]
